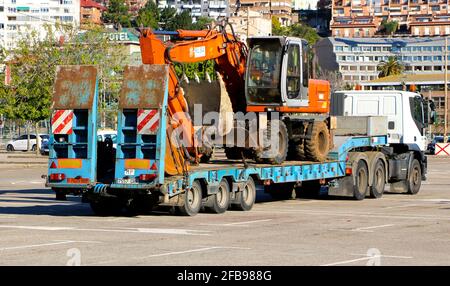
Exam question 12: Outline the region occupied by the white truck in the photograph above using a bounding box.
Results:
[331,90,430,152]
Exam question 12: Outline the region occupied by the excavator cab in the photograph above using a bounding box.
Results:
[246,37,308,107]
[246,36,329,113]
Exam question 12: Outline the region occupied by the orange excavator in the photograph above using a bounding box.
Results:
[139,23,331,176]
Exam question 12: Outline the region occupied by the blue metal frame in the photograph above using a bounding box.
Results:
[112,65,169,188]
[47,67,99,189]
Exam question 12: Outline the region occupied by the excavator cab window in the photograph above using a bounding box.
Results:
[286,44,301,99]
[246,41,282,104]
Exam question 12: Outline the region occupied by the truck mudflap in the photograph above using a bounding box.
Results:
[46,66,99,192]
[112,65,169,190]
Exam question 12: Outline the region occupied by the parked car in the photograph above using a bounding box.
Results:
[97,130,117,149]
[6,134,49,152]
[427,136,450,155]
[40,139,49,155]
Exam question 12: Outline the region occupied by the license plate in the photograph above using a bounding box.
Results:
[116,178,137,184]
[124,169,135,176]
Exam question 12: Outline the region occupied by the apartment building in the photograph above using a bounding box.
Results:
[316,37,450,83]
[229,0,293,27]
[80,0,106,26]
[331,0,450,38]
[228,9,271,41]
[157,0,228,21]
[0,0,80,49]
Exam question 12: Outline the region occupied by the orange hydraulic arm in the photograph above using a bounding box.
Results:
[139,26,248,175]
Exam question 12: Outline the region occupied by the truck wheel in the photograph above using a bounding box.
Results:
[304,121,330,162]
[265,183,295,200]
[370,160,386,199]
[353,160,369,200]
[232,177,256,211]
[407,159,422,195]
[90,198,123,216]
[205,179,230,214]
[178,180,203,216]
[255,120,288,165]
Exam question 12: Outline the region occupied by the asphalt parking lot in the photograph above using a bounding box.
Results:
[0,156,449,266]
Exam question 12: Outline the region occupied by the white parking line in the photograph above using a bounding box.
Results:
[252,208,450,221]
[351,224,395,233]
[0,225,211,236]
[0,240,99,251]
[136,246,251,259]
[85,246,251,266]
[201,219,272,227]
[322,254,412,266]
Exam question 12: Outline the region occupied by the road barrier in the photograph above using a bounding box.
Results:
[435,143,450,156]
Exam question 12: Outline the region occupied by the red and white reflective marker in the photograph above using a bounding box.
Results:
[435,143,450,156]
[137,109,159,135]
[52,110,74,135]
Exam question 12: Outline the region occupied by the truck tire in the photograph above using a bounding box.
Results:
[370,160,386,199]
[304,121,330,162]
[178,180,203,216]
[232,177,256,211]
[407,159,422,195]
[90,198,123,216]
[353,160,369,200]
[205,179,230,213]
[255,120,288,165]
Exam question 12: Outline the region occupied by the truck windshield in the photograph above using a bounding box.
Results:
[246,41,282,104]
[410,96,425,135]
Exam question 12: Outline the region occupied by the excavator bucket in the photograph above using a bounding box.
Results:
[181,73,233,141]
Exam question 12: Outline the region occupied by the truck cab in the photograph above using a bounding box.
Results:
[331,90,429,152]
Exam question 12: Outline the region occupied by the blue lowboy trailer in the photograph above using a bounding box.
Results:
[45,65,427,216]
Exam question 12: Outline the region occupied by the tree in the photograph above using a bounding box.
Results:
[272,16,287,36]
[136,0,159,29]
[171,10,193,30]
[377,56,404,78]
[271,17,320,45]
[159,7,177,30]
[0,24,126,154]
[103,0,132,28]
[381,20,398,36]
[191,16,214,30]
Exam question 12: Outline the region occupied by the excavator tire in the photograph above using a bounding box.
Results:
[255,120,288,165]
[304,121,330,162]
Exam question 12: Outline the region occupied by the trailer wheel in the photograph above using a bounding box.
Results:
[407,159,422,195]
[233,177,256,211]
[205,179,230,214]
[90,198,123,216]
[304,121,330,162]
[178,180,203,216]
[353,160,369,200]
[255,120,288,165]
[370,160,386,199]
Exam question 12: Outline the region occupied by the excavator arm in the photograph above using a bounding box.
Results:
[139,25,248,175]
